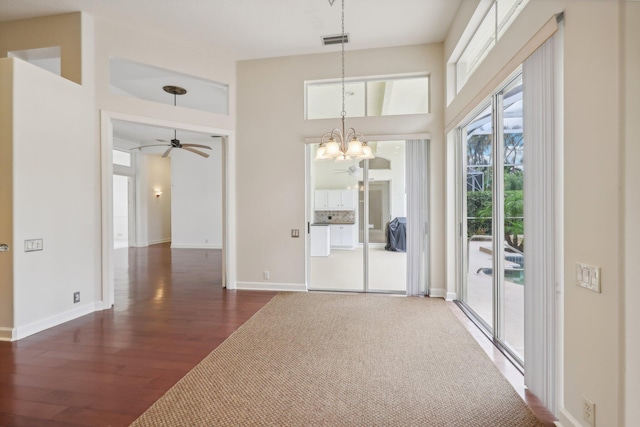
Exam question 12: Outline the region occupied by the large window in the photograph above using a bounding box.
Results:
[305,75,429,120]
[456,0,529,92]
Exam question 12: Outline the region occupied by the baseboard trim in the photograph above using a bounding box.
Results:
[13,302,103,341]
[148,238,171,245]
[170,244,222,249]
[429,288,446,299]
[446,291,458,301]
[556,407,581,427]
[235,282,307,292]
[0,327,15,342]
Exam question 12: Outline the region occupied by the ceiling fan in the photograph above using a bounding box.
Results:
[133,85,212,158]
[334,160,362,177]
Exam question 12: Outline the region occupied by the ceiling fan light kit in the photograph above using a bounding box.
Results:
[315,0,374,163]
[132,85,212,158]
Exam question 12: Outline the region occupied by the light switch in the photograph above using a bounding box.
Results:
[24,239,43,252]
[576,263,600,293]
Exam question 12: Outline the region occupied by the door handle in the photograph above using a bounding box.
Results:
[0,244,9,252]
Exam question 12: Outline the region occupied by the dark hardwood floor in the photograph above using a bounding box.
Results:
[0,244,277,426]
[0,243,556,426]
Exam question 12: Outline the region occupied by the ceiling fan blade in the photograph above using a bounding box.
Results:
[180,143,212,150]
[181,147,210,158]
[156,139,170,143]
[132,144,170,151]
[162,147,173,158]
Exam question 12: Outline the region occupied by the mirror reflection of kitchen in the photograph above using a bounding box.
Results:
[309,141,407,293]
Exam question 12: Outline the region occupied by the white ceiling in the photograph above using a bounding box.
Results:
[0,0,462,60]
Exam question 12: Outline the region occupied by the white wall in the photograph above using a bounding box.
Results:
[12,58,98,333]
[145,154,172,245]
[237,44,445,289]
[171,141,223,249]
[445,1,630,425]
[112,175,129,242]
[94,19,236,133]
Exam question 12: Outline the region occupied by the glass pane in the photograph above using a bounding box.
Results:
[367,141,407,292]
[464,104,494,329]
[502,79,524,360]
[367,77,429,116]
[309,145,363,291]
[457,3,496,91]
[113,149,131,167]
[497,0,530,39]
[306,81,365,119]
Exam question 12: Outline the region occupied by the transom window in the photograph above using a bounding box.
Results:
[456,0,529,93]
[113,149,131,167]
[305,75,429,120]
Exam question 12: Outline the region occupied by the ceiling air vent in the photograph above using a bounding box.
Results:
[321,34,349,46]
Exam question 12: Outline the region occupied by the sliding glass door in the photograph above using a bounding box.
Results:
[459,74,524,365]
[308,140,428,295]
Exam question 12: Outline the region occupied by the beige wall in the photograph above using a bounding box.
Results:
[623,2,640,424]
[562,4,622,426]
[0,13,83,84]
[445,1,631,425]
[236,44,445,290]
[0,59,14,338]
[145,155,172,245]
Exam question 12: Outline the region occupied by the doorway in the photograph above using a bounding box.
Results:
[307,139,428,295]
[100,112,234,308]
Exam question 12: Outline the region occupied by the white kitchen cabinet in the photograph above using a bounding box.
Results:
[314,190,329,210]
[310,224,330,256]
[339,190,355,210]
[315,189,356,210]
[330,224,355,249]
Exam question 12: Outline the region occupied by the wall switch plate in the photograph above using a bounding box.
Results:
[291,229,300,238]
[24,239,43,252]
[73,292,80,304]
[583,395,595,426]
[576,263,601,293]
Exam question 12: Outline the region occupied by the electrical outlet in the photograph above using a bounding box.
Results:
[73,292,80,304]
[263,271,270,280]
[583,395,595,426]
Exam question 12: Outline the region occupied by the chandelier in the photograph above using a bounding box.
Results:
[315,0,374,162]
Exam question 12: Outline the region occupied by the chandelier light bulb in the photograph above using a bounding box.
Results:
[345,137,365,157]
[359,143,374,160]
[324,138,341,157]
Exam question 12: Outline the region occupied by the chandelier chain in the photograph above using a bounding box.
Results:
[315,0,373,161]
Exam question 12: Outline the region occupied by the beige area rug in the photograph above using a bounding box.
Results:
[131,293,543,427]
